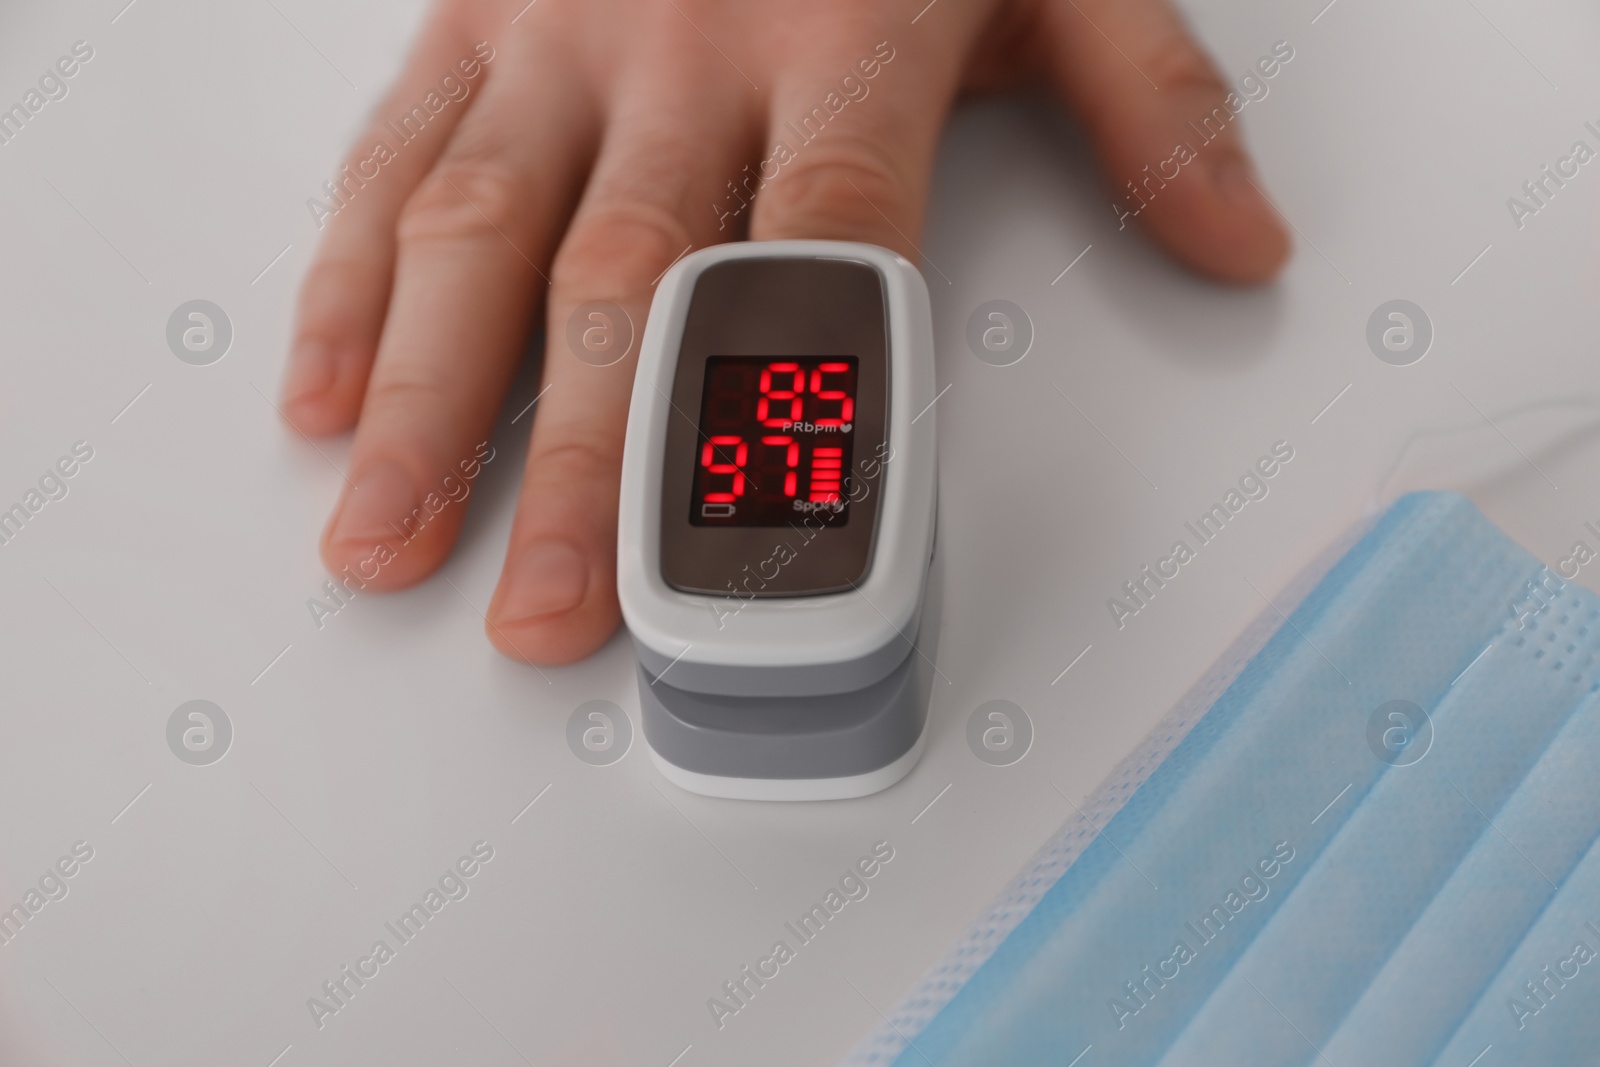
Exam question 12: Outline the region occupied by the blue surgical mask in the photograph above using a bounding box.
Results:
[846,491,1600,1067]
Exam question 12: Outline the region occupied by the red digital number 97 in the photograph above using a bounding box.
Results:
[699,435,747,502]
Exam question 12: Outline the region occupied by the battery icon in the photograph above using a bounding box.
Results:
[701,502,736,518]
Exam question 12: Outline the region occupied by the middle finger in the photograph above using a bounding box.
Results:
[484,25,761,662]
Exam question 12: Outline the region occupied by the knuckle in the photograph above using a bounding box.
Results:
[756,139,907,236]
[363,373,453,417]
[531,436,624,490]
[397,161,527,247]
[551,203,691,299]
[1142,35,1228,97]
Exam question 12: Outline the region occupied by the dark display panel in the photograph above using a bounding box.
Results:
[689,356,858,527]
[659,256,887,595]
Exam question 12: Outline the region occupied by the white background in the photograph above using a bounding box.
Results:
[1,0,1598,1064]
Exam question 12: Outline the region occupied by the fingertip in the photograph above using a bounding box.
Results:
[493,541,590,619]
[484,611,617,667]
[317,460,462,591]
[282,393,357,437]
[1200,157,1292,283]
[485,600,621,667]
[281,340,364,435]
[1119,149,1292,286]
[485,540,620,665]
[315,532,456,593]
[1037,0,1294,286]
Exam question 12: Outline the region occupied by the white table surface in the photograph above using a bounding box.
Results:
[3,0,1598,1064]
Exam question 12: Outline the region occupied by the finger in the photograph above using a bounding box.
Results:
[281,9,483,435]
[319,36,599,589]
[746,31,969,257]
[1038,0,1290,282]
[484,53,758,665]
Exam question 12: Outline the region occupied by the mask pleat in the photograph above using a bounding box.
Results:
[1156,596,1600,1067]
[1431,797,1600,1063]
[1320,686,1600,1067]
[897,492,1552,1067]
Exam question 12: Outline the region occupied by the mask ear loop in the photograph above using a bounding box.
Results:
[1366,396,1600,516]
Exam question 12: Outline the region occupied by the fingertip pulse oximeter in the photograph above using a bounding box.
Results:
[618,241,939,801]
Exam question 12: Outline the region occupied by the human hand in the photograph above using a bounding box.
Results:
[280,0,1289,665]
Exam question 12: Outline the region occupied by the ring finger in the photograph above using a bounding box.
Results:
[319,31,598,588]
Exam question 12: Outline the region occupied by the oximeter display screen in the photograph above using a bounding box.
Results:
[689,356,859,526]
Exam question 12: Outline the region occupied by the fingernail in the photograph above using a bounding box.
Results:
[284,340,337,405]
[497,542,589,620]
[1213,156,1272,214]
[328,461,418,547]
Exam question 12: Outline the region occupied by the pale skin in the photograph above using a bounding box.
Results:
[281,0,1290,665]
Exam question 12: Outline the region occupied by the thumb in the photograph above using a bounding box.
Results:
[1038,0,1291,283]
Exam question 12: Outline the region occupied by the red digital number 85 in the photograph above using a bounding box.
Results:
[757,362,804,427]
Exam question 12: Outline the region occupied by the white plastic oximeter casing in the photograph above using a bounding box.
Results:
[617,241,939,801]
